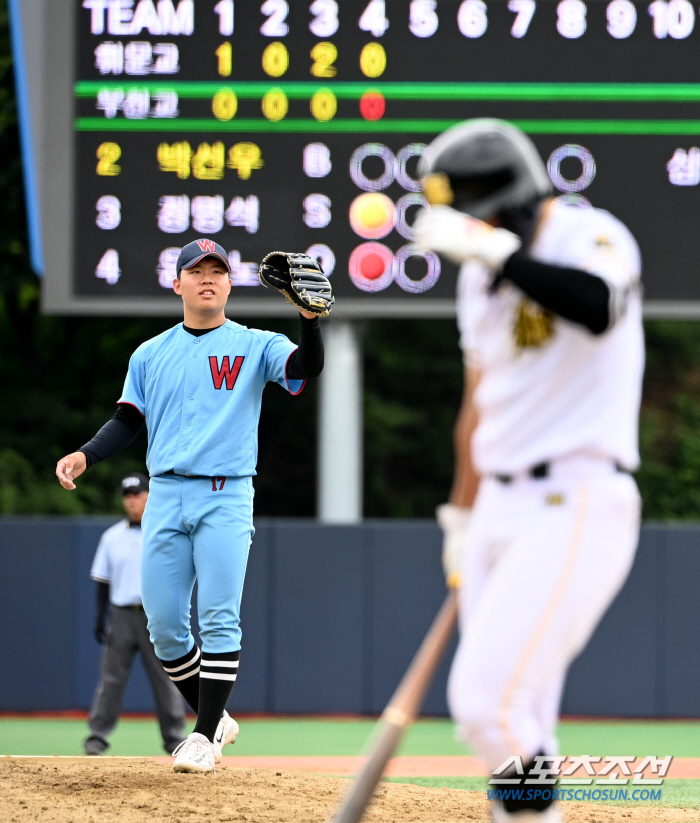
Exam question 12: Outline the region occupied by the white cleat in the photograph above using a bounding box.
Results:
[491,802,564,822]
[213,710,240,763]
[172,732,216,774]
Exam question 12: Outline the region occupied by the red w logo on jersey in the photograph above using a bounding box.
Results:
[209,355,245,390]
[197,239,217,253]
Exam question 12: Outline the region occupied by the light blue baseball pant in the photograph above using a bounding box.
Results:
[141,473,254,660]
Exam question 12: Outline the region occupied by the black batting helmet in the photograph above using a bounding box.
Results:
[418,119,552,222]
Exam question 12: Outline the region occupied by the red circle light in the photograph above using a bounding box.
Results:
[359,253,386,280]
[348,243,395,292]
[360,92,386,121]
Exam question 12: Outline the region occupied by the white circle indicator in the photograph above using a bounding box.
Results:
[555,193,592,209]
[393,245,441,293]
[350,143,396,191]
[394,144,426,192]
[395,193,428,240]
[547,144,596,193]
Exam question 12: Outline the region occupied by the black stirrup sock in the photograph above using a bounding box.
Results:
[159,645,201,714]
[193,650,240,742]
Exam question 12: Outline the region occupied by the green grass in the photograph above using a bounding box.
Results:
[558,720,700,758]
[0,717,463,757]
[3,717,700,758]
[0,716,177,757]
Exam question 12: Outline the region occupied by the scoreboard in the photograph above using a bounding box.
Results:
[18,1,700,315]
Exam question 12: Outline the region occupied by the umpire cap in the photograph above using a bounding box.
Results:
[120,473,149,495]
[419,119,552,221]
[177,239,232,276]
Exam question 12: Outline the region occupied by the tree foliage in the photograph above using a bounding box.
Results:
[636,322,700,520]
[363,320,461,517]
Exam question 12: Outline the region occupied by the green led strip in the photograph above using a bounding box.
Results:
[74,80,700,102]
[75,117,700,135]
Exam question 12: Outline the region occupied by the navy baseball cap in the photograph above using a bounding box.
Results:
[121,473,149,495]
[176,239,232,276]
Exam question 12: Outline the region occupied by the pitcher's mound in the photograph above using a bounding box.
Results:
[0,758,696,822]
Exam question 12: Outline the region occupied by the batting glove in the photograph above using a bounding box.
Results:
[436,503,472,589]
[414,205,521,269]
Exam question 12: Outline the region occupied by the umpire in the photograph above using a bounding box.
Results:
[84,473,186,756]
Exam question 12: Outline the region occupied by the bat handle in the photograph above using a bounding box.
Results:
[330,591,459,823]
[331,722,404,823]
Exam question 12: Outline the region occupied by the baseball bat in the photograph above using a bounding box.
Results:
[329,589,459,823]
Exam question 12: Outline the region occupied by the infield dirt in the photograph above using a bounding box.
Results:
[2,758,700,823]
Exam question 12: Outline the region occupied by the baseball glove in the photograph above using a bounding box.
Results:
[258,252,335,317]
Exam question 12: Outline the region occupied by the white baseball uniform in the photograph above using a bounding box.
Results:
[447,199,644,770]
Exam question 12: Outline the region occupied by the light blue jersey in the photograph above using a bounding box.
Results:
[119,320,303,478]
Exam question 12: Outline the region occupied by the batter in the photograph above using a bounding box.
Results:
[56,239,333,773]
[416,120,643,822]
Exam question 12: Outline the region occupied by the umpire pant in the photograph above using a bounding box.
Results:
[88,605,186,753]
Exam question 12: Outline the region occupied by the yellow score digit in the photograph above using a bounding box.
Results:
[212,88,238,121]
[360,42,386,78]
[310,42,337,78]
[216,42,232,77]
[96,142,121,176]
[310,88,337,122]
[262,42,289,77]
[262,88,288,121]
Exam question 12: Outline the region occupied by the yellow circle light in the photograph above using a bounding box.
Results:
[359,199,388,229]
[349,193,395,240]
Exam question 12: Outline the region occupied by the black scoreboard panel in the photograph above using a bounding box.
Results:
[73,0,700,311]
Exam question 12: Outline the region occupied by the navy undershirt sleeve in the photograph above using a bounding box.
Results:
[79,404,145,469]
[286,315,324,379]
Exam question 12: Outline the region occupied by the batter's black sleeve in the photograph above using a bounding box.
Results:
[79,403,145,469]
[499,252,613,335]
[286,315,324,380]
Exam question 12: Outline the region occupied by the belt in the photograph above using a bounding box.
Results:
[495,462,550,484]
[162,469,212,480]
[494,461,630,485]
[114,604,144,611]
